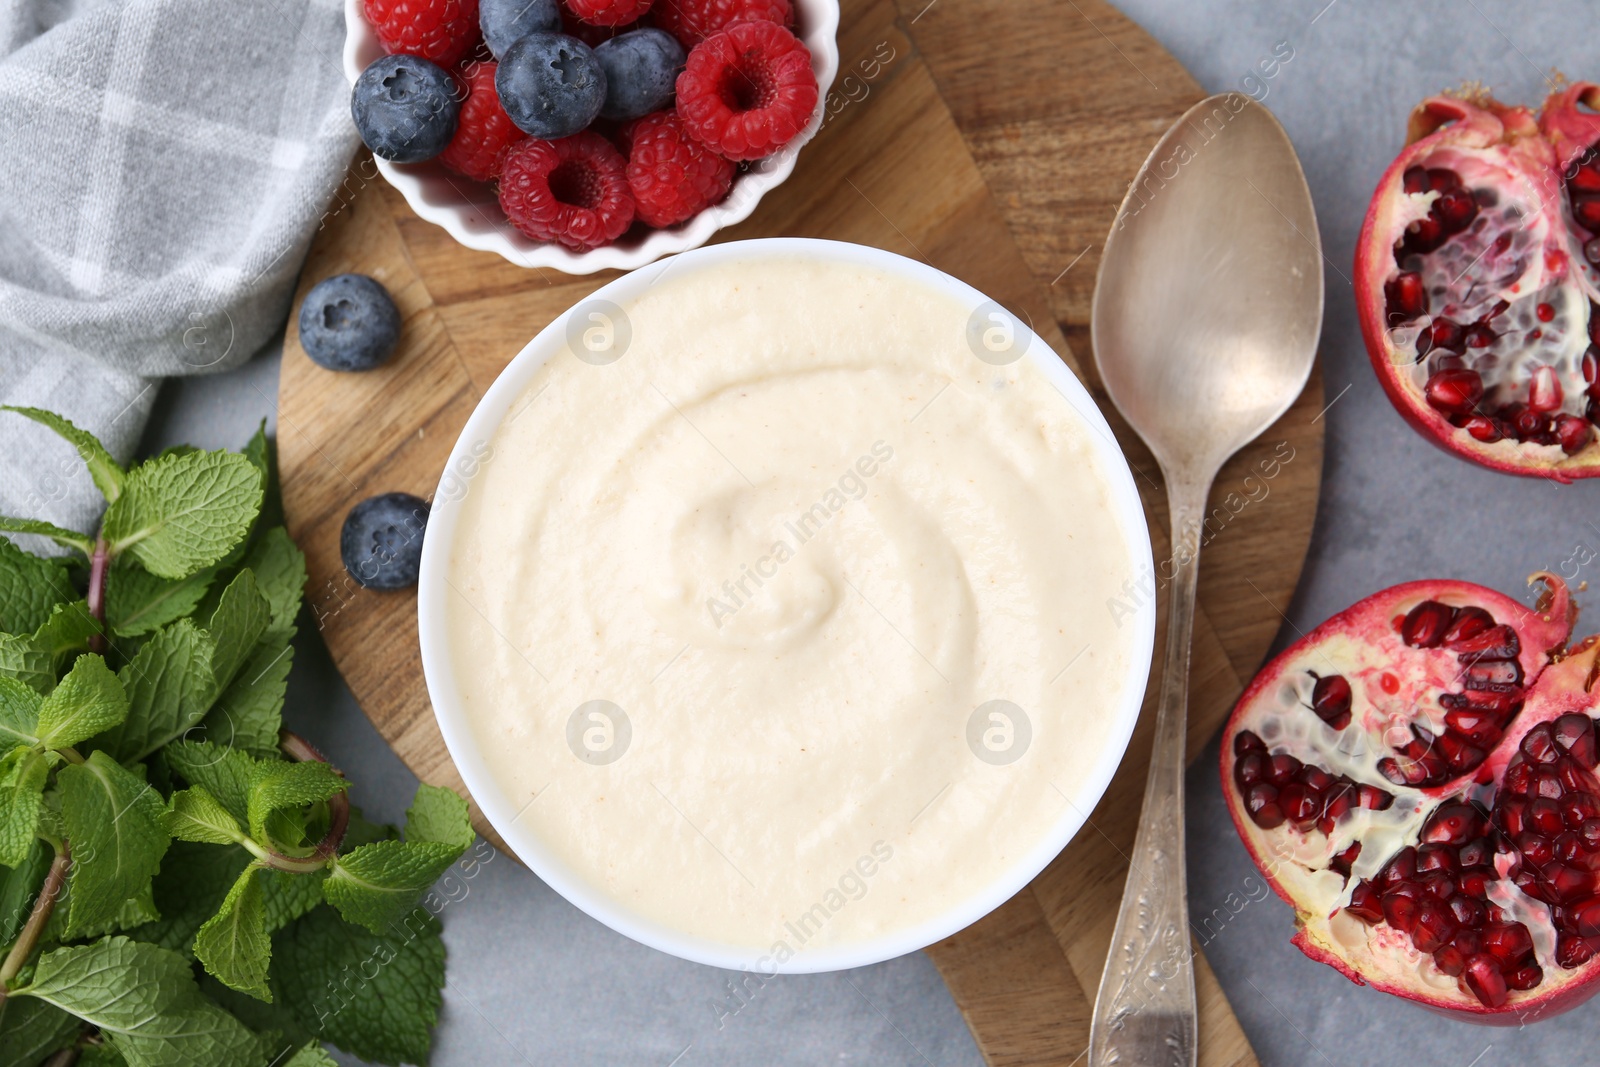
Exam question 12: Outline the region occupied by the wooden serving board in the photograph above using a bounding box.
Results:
[278,2,1326,1064]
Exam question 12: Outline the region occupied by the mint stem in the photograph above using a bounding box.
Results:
[85,536,108,654]
[0,840,70,996]
[42,1047,79,1067]
[262,730,350,871]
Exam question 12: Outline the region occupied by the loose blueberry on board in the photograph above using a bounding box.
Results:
[298,274,402,372]
[479,0,561,58]
[496,32,607,140]
[341,493,430,590]
[351,54,461,163]
[594,29,685,121]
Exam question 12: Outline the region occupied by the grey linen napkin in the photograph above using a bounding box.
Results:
[0,0,358,549]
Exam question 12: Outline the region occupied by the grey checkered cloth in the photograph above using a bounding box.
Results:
[0,0,357,548]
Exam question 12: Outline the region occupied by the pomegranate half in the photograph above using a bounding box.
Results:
[1217,575,1600,1021]
[1356,83,1600,482]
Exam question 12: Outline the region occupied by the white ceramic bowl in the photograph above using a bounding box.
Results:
[341,0,840,274]
[417,238,1157,971]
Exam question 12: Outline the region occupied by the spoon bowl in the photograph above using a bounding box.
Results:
[1088,93,1323,1067]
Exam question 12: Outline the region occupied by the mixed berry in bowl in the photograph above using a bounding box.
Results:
[348,0,823,254]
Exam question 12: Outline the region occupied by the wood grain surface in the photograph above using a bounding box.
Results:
[277,2,1325,1064]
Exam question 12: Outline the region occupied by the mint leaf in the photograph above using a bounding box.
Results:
[105,559,216,637]
[3,406,125,503]
[96,618,215,763]
[0,517,91,557]
[260,868,328,934]
[247,762,346,844]
[0,746,47,866]
[102,451,263,580]
[404,784,474,850]
[13,937,260,1067]
[131,840,249,957]
[163,786,245,845]
[200,635,290,758]
[78,1044,129,1067]
[44,881,159,944]
[273,905,445,1066]
[283,1043,338,1067]
[164,741,258,824]
[195,863,272,1002]
[0,995,79,1067]
[0,676,41,745]
[205,571,270,695]
[0,838,48,943]
[243,529,305,638]
[37,654,128,750]
[0,602,100,695]
[343,805,399,850]
[0,537,74,636]
[324,840,462,935]
[58,751,169,936]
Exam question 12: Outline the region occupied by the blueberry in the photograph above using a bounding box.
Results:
[496,33,606,140]
[341,493,430,590]
[480,0,562,59]
[594,29,685,122]
[298,274,401,372]
[351,54,460,163]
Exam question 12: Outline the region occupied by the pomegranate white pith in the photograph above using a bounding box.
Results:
[1355,83,1600,481]
[1219,576,1600,1021]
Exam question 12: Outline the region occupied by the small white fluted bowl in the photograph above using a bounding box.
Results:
[342,0,840,274]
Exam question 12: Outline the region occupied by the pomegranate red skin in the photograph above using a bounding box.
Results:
[1355,87,1600,483]
[1221,576,1600,1023]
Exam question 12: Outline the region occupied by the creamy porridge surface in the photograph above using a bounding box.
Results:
[445,257,1142,960]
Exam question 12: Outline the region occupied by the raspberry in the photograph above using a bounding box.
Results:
[439,61,525,181]
[653,0,792,48]
[566,0,653,27]
[364,0,482,68]
[625,111,735,227]
[499,132,636,250]
[675,20,816,162]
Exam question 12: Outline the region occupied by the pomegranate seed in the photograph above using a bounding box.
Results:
[1555,714,1598,765]
[1459,865,1496,897]
[1330,842,1361,878]
[1464,659,1524,691]
[1434,942,1468,976]
[1435,188,1478,231]
[1587,238,1600,266]
[1400,600,1456,647]
[1459,839,1494,868]
[1383,888,1423,933]
[1500,797,1529,836]
[1535,766,1566,799]
[1482,921,1534,964]
[1544,861,1591,900]
[1451,623,1520,660]
[1572,163,1600,192]
[1309,674,1352,729]
[1520,832,1556,867]
[1465,322,1497,348]
[1556,413,1593,454]
[1245,783,1284,829]
[1402,166,1429,193]
[1298,765,1334,791]
[1420,872,1458,901]
[1557,831,1584,862]
[1524,722,1563,765]
[1357,783,1393,810]
[1413,899,1458,952]
[1423,369,1484,417]
[1435,731,1487,774]
[1398,216,1446,258]
[1507,963,1544,991]
[1424,803,1486,845]
[1318,785,1354,834]
[1267,753,1301,786]
[1529,365,1564,412]
[1537,302,1557,322]
[1448,894,1487,927]
[1442,607,1495,645]
[1234,730,1266,756]
[1379,847,1419,887]
[1573,192,1600,230]
[1576,898,1600,937]
[1430,317,1466,351]
[1462,416,1504,442]
[1235,751,1266,785]
[1567,794,1600,827]
[1583,818,1600,850]
[1417,843,1459,874]
[1557,933,1596,968]
[1588,396,1600,426]
[1427,168,1461,192]
[1279,782,1318,826]
[1464,954,1509,1007]
[1385,271,1428,324]
[1346,880,1384,924]
[1560,757,1600,794]
[1448,707,1504,746]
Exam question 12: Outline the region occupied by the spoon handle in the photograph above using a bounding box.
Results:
[1088,479,1206,1067]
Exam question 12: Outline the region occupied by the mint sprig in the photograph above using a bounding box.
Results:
[0,411,475,1065]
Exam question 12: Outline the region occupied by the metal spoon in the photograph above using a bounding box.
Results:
[1087,94,1323,1067]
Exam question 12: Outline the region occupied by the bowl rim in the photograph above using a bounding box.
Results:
[341,0,842,275]
[416,237,1158,973]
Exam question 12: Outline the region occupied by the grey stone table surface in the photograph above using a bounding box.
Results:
[137,2,1597,1064]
